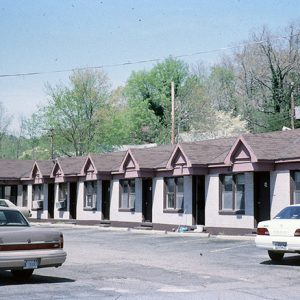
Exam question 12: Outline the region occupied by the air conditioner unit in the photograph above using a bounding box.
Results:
[32,200,43,210]
[56,200,67,210]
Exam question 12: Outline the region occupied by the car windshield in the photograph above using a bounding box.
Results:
[274,206,300,219]
[0,200,8,207]
[0,210,29,226]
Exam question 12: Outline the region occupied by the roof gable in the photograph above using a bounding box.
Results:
[119,149,140,172]
[224,136,258,165]
[166,144,191,169]
[80,156,97,175]
[51,161,64,178]
[30,162,42,179]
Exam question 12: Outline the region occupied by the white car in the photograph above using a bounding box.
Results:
[255,204,300,261]
[0,207,66,280]
[0,199,31,218]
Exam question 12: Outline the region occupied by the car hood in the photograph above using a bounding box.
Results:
[0,227,61,244]
[258,219,300,237]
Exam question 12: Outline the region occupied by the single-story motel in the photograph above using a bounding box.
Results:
[2,129,300,235]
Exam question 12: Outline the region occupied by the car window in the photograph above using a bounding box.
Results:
[0,200,8,207]
[274,206,300,219]
[0,210,29,226]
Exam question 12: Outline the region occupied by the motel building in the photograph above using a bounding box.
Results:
[2,129,300,235]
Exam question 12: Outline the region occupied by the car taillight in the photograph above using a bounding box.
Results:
[59,233,64,248]
[294,229,300,236]
[257,227,269,235]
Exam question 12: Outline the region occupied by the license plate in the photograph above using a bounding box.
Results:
[273,242,287,250]
[24,259,38,269]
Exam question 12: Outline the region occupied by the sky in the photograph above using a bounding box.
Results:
[1,0,300,132]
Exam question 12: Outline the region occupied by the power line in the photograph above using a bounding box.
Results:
[1,32,300,79]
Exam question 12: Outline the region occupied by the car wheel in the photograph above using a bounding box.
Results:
[268,250,284,261]
[11,269,34,280]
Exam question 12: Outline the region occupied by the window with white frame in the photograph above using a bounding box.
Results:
[84,181,97,209]
[220,174,245,212]
[59,183,68,202]
[164,177,184,212]
[292,171,300,204]
[32,184,43,201]
[119,179,135,210]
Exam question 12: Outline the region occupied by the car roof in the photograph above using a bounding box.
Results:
[0,206,20,211]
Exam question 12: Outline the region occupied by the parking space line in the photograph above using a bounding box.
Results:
[209,242,253,253]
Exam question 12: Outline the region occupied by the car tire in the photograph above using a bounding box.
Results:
[11,269,34,280]
[268,250,284,261]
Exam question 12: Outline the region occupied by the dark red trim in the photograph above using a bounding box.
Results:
[0,242,61,251]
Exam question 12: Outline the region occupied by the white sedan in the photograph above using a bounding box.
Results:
[255,204,300,261]
[0,207,66,280]
[0,199,31,218]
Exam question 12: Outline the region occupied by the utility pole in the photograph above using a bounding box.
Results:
[171,81,175,144]
[291,82,295,130]
[49,128,54,159]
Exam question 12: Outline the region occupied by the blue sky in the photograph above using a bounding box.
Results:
[1,0,300,132]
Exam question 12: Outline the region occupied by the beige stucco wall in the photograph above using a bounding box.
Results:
[76,179,102,220]
[110,178,143,223]
[270,170,290,218]
[205,173,254,229]
[54,182,70,220]
[152,176,193,227]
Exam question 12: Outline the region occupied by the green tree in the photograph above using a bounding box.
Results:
[44,69,111,156]
[125,57,189,143]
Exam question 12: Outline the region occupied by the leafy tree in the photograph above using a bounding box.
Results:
[125,57,190,143]
[43,69,111,156]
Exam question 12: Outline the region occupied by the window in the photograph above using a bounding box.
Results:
[119,179,135,211]
[164,177,184,212]
[0,185,18,204]
[220,174,245,213]
[59,183,68,202]
[292,171,300,204]
[84,181,97,210]
[32,184,43,201]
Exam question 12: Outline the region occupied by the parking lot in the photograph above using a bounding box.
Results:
[1,225,300,299]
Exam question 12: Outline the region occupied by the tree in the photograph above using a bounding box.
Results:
[22,112,47,159]
[125,57,190,143]
[234,23,300,132]
[44,69,111,156]
[0,102,11,157]
[206,61,241,115]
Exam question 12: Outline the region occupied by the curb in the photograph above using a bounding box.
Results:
[31,222,210,237]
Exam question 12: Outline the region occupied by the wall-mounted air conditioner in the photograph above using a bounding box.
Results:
[32,200,43,210]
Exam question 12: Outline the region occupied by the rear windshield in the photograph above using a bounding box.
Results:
[0,200,8,207]
[274,206,300,219]
[0,210,29,226]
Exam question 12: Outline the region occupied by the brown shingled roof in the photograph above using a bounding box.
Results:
[129,144,175,169]
[35,160,55,177]
[90,151,126,173]
[57,156,87,176]
[0,160,34,179]
[181,137,237,165]
[242,129,300,161]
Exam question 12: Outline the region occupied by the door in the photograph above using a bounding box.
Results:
[192,176,205,225]
[142,179,152,222]
[48,183,54,219]
[254,172,270,226]
[69,182,77,220]
[102,180,111,220]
